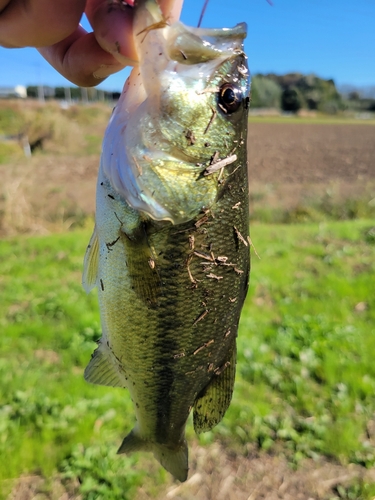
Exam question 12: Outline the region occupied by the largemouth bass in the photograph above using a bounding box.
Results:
[82,0,250,482]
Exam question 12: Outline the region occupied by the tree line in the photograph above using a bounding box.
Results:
[250,73,375,114]
[25,74,375,114]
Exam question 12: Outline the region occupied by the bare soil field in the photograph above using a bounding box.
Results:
[249,123,374,186]
[1,122,374,235]
[248,123,375,216]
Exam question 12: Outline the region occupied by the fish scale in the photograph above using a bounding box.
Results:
[82,0,250,482]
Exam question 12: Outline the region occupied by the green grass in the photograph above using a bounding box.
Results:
[0,142,22,164]
[251,192,375,224]
[1,220,375,498]
[234,221,375,461]
[0,101,110,159]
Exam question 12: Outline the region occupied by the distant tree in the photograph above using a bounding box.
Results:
[55,87,65,99]
[250,76,282,108]
[305,90,321,110]
[348,91,360,101]
[258,72,344,113]
[281,87,302,113]
[26,86,38,98]
[320,100,339,114]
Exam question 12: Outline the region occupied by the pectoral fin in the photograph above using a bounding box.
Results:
[193,342,237,434]
[82,226,99,293]
[120,221,161,308]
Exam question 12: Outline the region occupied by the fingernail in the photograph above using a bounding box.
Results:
[111,52,138,66]
[93,65,121,80]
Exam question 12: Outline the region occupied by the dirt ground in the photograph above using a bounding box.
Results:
[1,122,374,235]
[247,123,375,215]
[8,443,375,500]
[248,123,374,186]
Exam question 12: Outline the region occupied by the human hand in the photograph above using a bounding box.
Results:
[0,0,183,86]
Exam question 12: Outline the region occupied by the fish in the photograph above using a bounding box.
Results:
[82,0,250,482]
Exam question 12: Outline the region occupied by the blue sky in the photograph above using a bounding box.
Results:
[0,0,374,91]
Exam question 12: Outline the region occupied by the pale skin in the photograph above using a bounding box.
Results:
[0,0,183,86]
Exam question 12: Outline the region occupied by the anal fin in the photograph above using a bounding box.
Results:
[193,341,237,434]
[84,344,124,387]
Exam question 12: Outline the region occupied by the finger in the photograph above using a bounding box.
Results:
[85,0,184,65]
[0,0,86,48]
[122,0,184,21]
[160,0,184,22]
[36,0,184,86]
[38,27,125,87]
[85,0,138,65]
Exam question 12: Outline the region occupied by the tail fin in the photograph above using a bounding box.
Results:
[118,428,189,482]
[152,440,189,483]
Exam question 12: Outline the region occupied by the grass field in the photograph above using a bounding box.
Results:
[1,219,375,499]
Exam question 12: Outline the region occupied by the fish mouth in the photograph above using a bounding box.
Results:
[132,0,247,67]
[165,23,247,65]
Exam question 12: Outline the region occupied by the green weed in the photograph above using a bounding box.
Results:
[330,481,375,500]
[1,220,375,497]
[0,106,24,135]
[60,444,144,499]
[251,196,375,223]
[0,142,22,164]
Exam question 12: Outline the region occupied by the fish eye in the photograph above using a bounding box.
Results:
[218,84,243,114]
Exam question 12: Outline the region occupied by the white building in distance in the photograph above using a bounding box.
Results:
[0,85,27,98]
